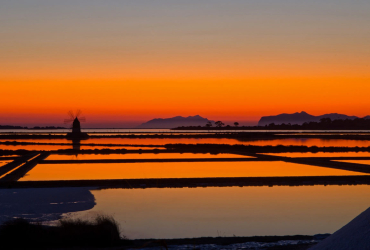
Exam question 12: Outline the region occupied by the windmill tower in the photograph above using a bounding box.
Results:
[65,110,88,139]
[72,117,81,134]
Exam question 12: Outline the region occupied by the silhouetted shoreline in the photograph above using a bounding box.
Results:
[5,144,370,157]
[174,118,370,130]
[0,125,66,130]
[0,214,318,249]
[4,131,370,141]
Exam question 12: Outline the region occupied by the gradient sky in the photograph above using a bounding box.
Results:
[1,0,370,127]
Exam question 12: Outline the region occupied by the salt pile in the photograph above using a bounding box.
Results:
[309,207,370,250]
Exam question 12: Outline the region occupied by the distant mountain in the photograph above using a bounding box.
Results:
[137,115,214,129]
[258,111,359,126]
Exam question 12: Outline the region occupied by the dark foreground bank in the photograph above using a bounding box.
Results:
[0,216,323,250]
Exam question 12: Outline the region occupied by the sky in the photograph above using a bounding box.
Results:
[1,0,370,127]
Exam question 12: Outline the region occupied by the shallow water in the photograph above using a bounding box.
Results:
[0,144,163,151]
[2,129,370,133]
[334,160,370,165]
[2,138,370,149]
[19,161,366,181]
[247,138,370,147]
[46,153,252,160]
[0,188,95,223]
[264,152,370,158]
[0,160,11,167]
[63,185,370,239]
[2,185,370,239]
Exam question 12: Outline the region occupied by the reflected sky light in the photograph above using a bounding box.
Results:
[65,185,370,238]
[19,161,367,181]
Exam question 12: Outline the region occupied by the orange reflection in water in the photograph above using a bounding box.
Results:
[265,152,370,158]
[248,139,370,147]
[83,138,241,145]
[3,138,370,147]
[0,144,161,151]
[0,138,241,146]
[46,153,251,160]
[0,145,72,151]
[0,161,11,167]
[19,161,366,181]
[65,185,370,239]
[334,160,370,165]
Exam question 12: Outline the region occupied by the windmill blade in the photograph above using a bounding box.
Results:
[68,110,75,119]
[79,117,86,122]
[75,109,82,118]
[64,119,74,124]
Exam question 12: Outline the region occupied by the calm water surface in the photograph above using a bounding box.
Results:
[2,129,370,133]
[46,153,252,160]
[19,161,366,181]
[2,138,370,149]
[63,185,370,239]
[0,160,11,167]
[0,144,163,151]
[265,152,370,158]
[334,160,370,165]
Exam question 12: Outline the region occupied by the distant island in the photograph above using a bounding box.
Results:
[173,112,370,130]
[137,115,215,129]
[137,111,370,130]
[258,111,361,126]
[173,117,370,130]
[2,112,370,130]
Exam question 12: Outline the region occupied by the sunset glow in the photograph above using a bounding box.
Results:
[1,1,370,127]
[3,2,370,246]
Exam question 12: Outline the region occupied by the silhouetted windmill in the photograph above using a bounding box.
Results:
[65,110,88,139]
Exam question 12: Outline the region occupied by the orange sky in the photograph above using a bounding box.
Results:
[1,1,369,127]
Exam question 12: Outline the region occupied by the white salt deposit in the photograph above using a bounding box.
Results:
[309,207,370,250]
[0,187,96,223]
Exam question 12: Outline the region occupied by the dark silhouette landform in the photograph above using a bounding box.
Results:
[2,111,370,130]
[4,130,370,141]
[174,117,370,130]
[0,215,122,248]
[5,143,370,154]
[0,125,65,130]
[0,213,316,249]
[137,115,215,128]
[258,111,359,126]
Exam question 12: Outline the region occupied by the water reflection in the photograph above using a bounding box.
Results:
[71,138,81,151]
[2,138,370,148]
[0,161,11,167]
[19,161,366,181]
[46,153,252,160]
[0,143,163,151]
[0,188,95,224]
[248,138,370,147]
[0,144,72,151]
[63,185,370,239]
[334,160,370,165]
[265,152,370,158]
